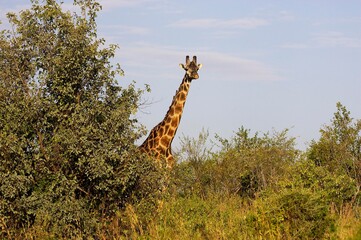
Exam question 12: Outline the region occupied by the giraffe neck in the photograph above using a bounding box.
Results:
[140,74,192,164]
[161,74,191,144]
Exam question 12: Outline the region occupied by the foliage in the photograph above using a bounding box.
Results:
[169,122,360,239]
[1,1,361,239]
[285,160,358,208]
[114,194,251,240]
[309,102,361,186]
[254,187,335,239]
[251,160,357,239]
[0,0,162,238]
[172,129,213,197]
[105,191,359,240]
[176,128,212,163]
[174,127,299,198]
[169,128,360,239]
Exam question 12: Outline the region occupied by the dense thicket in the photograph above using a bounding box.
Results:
[1,1,360,239]
[0,0,162,238]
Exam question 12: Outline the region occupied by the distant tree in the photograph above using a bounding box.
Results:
[0,0,161,237]
[308,102,361,187]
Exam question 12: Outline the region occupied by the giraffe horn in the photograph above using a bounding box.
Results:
[186,56,190,65]
[193,56,197,64]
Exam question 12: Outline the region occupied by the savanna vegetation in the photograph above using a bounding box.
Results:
[1,1,360,239]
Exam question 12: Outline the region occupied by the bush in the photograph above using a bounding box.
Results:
[171,127,359,239]
[286,160,358,208]
[254,187,335,239]
[249,159,358,239]
[0,1,163,238]
[174,127,299,198]
[308,102,361,186]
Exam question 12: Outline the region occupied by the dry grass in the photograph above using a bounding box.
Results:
[3,197,360,239]
[333,204,361,239]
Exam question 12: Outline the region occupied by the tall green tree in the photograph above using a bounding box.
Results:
[309,102,361,186]
[0,0,160,237]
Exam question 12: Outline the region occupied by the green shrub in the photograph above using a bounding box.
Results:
[249,159,358,239]
[174,127,299,198]
[308,102,361,186]
[254,187,335,239]
[286,160,358,208]
[0,1,163,238]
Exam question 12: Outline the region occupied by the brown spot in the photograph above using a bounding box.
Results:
[169,107,175,116]
[168,129,175,136]
[166,117,172,123]
[158,127,164,136]
[158,147,166,155]
[175,105,182,113]
[149,140,154,148]
[171,117,178,127]
[179,92,186,101]
[163,123,169,132]
[161,137,170,146]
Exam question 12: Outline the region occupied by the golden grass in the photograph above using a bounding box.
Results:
[334,204,361,240]
[3,196,360,239]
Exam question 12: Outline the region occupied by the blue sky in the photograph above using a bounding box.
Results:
[1,0,361,150]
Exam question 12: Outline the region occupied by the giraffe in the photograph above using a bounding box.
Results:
[139,56,202,167]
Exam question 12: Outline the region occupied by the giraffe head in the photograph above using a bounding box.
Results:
[179,56,202,80]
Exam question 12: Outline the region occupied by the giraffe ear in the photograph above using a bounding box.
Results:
[179,63,186,69]
[197,64,203,70]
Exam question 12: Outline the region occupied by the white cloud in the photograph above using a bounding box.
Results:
[170,18,269,29]
[313,31,361,48]
[249,8,296,23]
[201,51,281,82]
[281,43,310,49]
[99,0,149,8]
[278,11,296,21]
[117,43,281,82]
[61,0,152,13]
[97,0,163,10]
[312,17,361,26]
[101,25,150,36]
[281,32,361,49]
